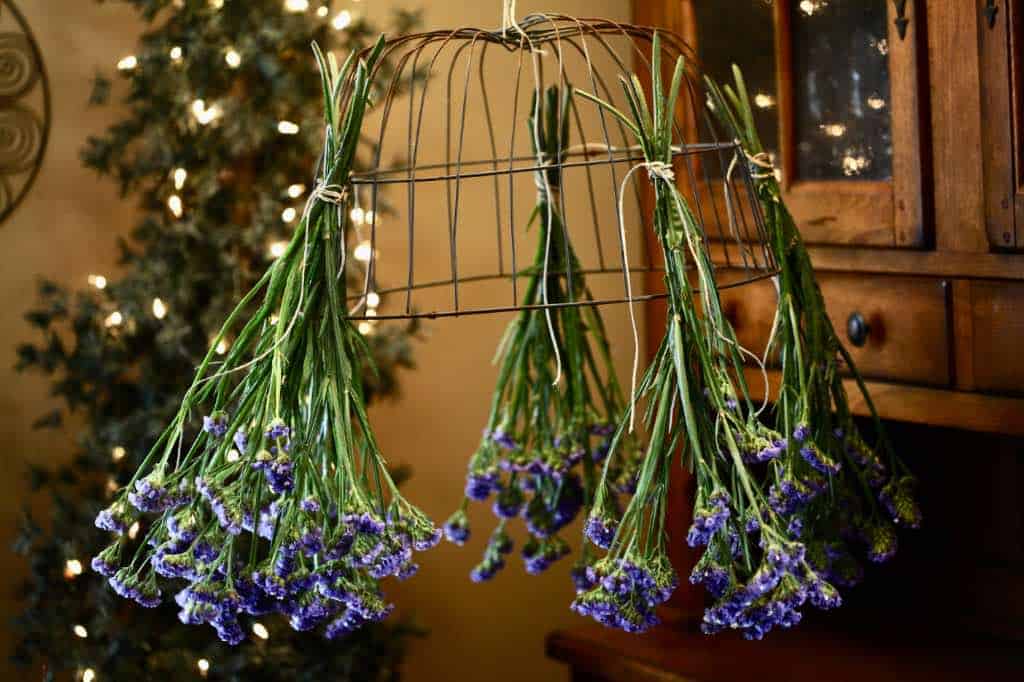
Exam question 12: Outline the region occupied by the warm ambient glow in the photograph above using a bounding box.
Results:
[366,291,380,308]
[316,6,329,17]
[358,321,374,335]
[349,207,365,224]
[191,99,221,125]
[197,658,210,676]
[104,311,123,328]
[287,183,305,198]
[353,241,373,262]
[269,240,289,259]
[252,622,270,639]
[87,274,107,290]
[277,120,300,135]
[225,48,241,68]
[169,46,183,62]
[167,194,183,218]
[284,0,309,11]
[152,297,168,319]
[753,93,775,109]
[127,521,141,540]
[173,167,187,190]
[82,669,96,682]
[64,559,83,579]
[117,55,137,71]
[112,446,126,461]
[281,207,297,223]
[214,338,229,355]
[73,624,88,638]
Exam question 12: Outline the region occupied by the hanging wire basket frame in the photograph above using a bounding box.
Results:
[337,14,777,321]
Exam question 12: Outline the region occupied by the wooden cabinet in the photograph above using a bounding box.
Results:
[553,2,1024,680]
[979,0,1024,250]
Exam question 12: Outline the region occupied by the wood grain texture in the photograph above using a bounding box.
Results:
[968,279,1024,395]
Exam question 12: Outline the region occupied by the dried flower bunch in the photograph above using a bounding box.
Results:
[93,41,439,645]
[445,87,644,588]
[559,40,921,639]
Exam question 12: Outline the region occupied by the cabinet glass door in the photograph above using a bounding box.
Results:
[689,0,927,247]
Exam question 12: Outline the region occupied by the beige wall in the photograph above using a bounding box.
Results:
[0,2,637,681]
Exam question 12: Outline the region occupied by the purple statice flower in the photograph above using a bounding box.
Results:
[492,485,523,519]
[202,412,229,438]
[193,540,219,563]
[800,443,841,476]
[94,502,134,535]
[689,562,731,598]
[686,490,731,547]
[584,513,618,550]
[592,440,611,463]
[344,510,386,536]
[464,469,499,501]
[787,517,804,538]
[469,554,505,582]
[233,430,249,454]
[768,477,815,516]
[793,423,811,442]
[264,455,295,494]
[265,419,291,441]
[750,438,787,463]
[865,524,898,563]
[571,555,676,633]
[489,428,518,451]
[300,497,321,514]
[325,610,366,639]
[285,594,337,632]
[442,510,470,545]
[128,474,173,513]
[590,423,616,437]
[744,514,761,534]
[571,564,599,593]
[878,476,923,529]
[91,542,121,577]
[256,502,281,539]
[522,537,570,575]
[808,578,842,610]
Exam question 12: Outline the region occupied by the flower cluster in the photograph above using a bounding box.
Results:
[93,44,439,645]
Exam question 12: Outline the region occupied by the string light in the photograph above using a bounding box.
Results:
[170,46,183,62]
[127,521,141,540]
[112,446,126,462]
[214,338,229,355]
[117,55,138,71]
[287,183,306,198]
[82,669,96,682]
[366,291,380,308]
[104,311,123,328]
[365,309,377,318]
[191,99,222,125]
[867,94,886,110]
[173,167,187,190]
[820,122,847,138]
[753,93,776,109]
[358,321,374,335]
[269,240,289,259]
[225,48,242,69]
[332,10,353,30]
[73,624,89,639]
[167,194,183,218]
[197,659,210,677]
[87,274,107,290]
[208,0,224,8]
[252,622,270,639]
[349,207,365,224]
[152,297,168,319]
[281,207,297,223]
[105,478,119,495]
[364,210,375,224]
[284,0,309,11]
[277,120,300,135]
[316,6,329,17]
[64,559,83,579]
[353,240,373,262]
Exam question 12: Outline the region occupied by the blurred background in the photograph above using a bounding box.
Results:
[0,1,639,681]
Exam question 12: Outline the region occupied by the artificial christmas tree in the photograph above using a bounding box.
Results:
[13,2,421,679]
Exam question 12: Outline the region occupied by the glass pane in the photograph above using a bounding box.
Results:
[694,0,779,161]
[791,0,893,180]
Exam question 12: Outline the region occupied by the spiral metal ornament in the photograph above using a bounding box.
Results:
[0,1,49,225]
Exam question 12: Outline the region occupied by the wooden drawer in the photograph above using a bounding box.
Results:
[964,281,1024,397]
[720,272,952,387]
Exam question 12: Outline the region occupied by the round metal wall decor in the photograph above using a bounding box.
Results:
[0,0,49,225]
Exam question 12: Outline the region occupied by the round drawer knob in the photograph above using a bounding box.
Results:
[846,312,871,347]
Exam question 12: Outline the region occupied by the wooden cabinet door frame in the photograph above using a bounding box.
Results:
[979,0,1024,250]
[773,0,930,248]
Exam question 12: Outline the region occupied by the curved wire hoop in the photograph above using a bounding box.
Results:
[338,14,776,321]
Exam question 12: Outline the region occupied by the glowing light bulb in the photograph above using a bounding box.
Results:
[152,297,167,319]
[269,240,288,259]
[332,10,353,30]
[117,55,138,71]
[363,209,375,224]
[277,120,300,135]
[215,339,229,355]
[281,207,297,223]
[197,659,210,677]
[358,321,373,335]
[353,241,373,262]
[366,291,380,308]
[192,99,221,125]
[287,183,306,198]
[105,478,118,495]
[173,167,187,190]
[225,48,241,69]
[170,46,183,62]
[753,93,776,109]
[82,669,96,682]
[104,311,123,328]
[127,521,141,540]
[820,122,847,138]
[73,625,88,638]
[64,559,83,579]
[167,194,183,218]
[87,274,107,290]
[252,622,270,639]
[316,6,329,17]
[349,207,365,224]
[284,0,309,11]
[208,0,224,9]
[112,446,126,462]
[867,94,886,110]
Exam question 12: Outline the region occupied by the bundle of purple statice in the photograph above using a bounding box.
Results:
[561,38,922,639]
[444,87,645,590]
[92,42,439,645]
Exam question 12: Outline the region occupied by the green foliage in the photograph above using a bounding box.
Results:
[12,1,422,679]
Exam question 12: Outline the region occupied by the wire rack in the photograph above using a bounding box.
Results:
[338,14,776,321]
